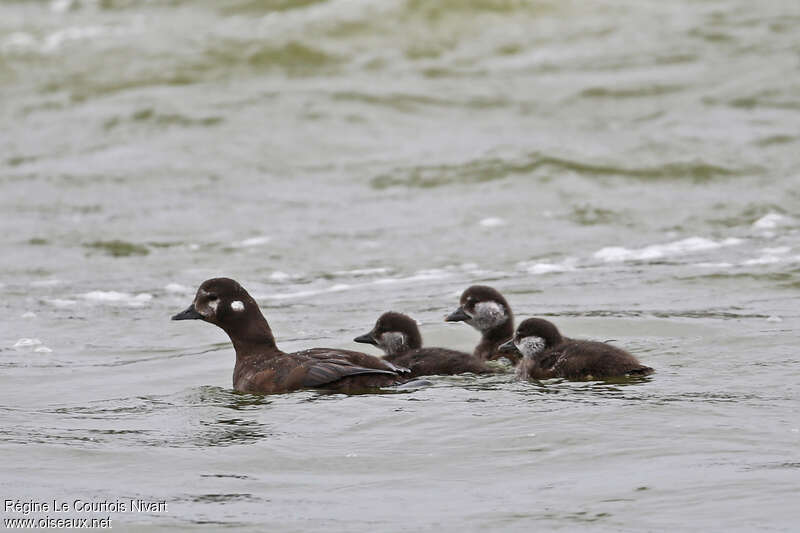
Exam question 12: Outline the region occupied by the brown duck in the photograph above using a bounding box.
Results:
[172,278,409,394]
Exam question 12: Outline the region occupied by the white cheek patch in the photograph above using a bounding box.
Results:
[208,300,219,313]
[469,301,508,331]
[231,300,245,312]
[516,336,546,359]
[379,332,409,355]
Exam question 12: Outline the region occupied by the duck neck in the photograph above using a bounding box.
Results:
[225,310,280,357]
[477,318,515,361]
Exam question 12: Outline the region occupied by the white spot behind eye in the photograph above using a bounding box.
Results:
[516,336,546,358]
[231,300,245,312]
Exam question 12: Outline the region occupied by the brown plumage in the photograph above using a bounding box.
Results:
[354,311,492,377]
[172,278,408,394]
[498,318,654,381]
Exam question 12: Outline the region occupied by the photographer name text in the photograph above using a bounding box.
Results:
[4,498,167,515]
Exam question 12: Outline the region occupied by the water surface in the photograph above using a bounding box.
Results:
[1,0,799,531]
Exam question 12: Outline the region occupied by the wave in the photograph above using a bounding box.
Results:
[594,237,743,263]
[370,152,751,189]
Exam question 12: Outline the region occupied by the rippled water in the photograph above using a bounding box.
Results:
[1,0,799,531]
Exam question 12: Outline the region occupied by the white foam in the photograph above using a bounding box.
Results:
[333,267,390,276]
[47,299,77,307]
[753,213,789,229]
[234,236,271,248]
[1,32,37,53]
[30,279,63,288]
[269,271,291,281]
[762,247,790,255]
[164,283,191,293]
[81,291,153,306]
[13,338,42,348]
[694,262,733,268]
[42,26,108,53]
[21,311,37,319]
[594,237,743,262]
[519,258,576,275]
[267,283,352,300]
[82,291,130,302]
[742,256,781,266]
[34,346,54,353]
[479,217,506,227]
[766,316,783,323]
[741,247,791,266]
[50,0,74,13]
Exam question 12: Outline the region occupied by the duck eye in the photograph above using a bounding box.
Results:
[207,295,218,302]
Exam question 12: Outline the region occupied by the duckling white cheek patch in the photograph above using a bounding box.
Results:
[231,300,245,312]
[517,336,546,358]
[471,301,507,330]
[379,332,408,355]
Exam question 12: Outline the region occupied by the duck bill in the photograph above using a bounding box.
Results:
[497,339,520,356]
[445,307,469,322]
[353,332,377,346]
[172,305,203,321]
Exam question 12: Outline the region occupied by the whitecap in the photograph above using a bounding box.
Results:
[47,299,77,307]
[761,246,790,255]
[234,236,271,248]
[479,217,506,228]
[82,291,131,302]
[742,256,782,266]
[526,263,574,275]
[753,213,789,229]
[34,346,54,353]
[766,316,782,323]
[594,237,743,262]
[81,291,153,306]
[518,257,576,275]
[374,269,453,285]
[1,32,37,53]
[21,311,37,319]
[266,283,351,300]
[30,279,63,288]
[50,0,74,13]
[164,283,191,293]
[333,267,390,276]
[269,271,291,281]
[13,338,42,348]
[694,262,733,268]
[42,26,107,53]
